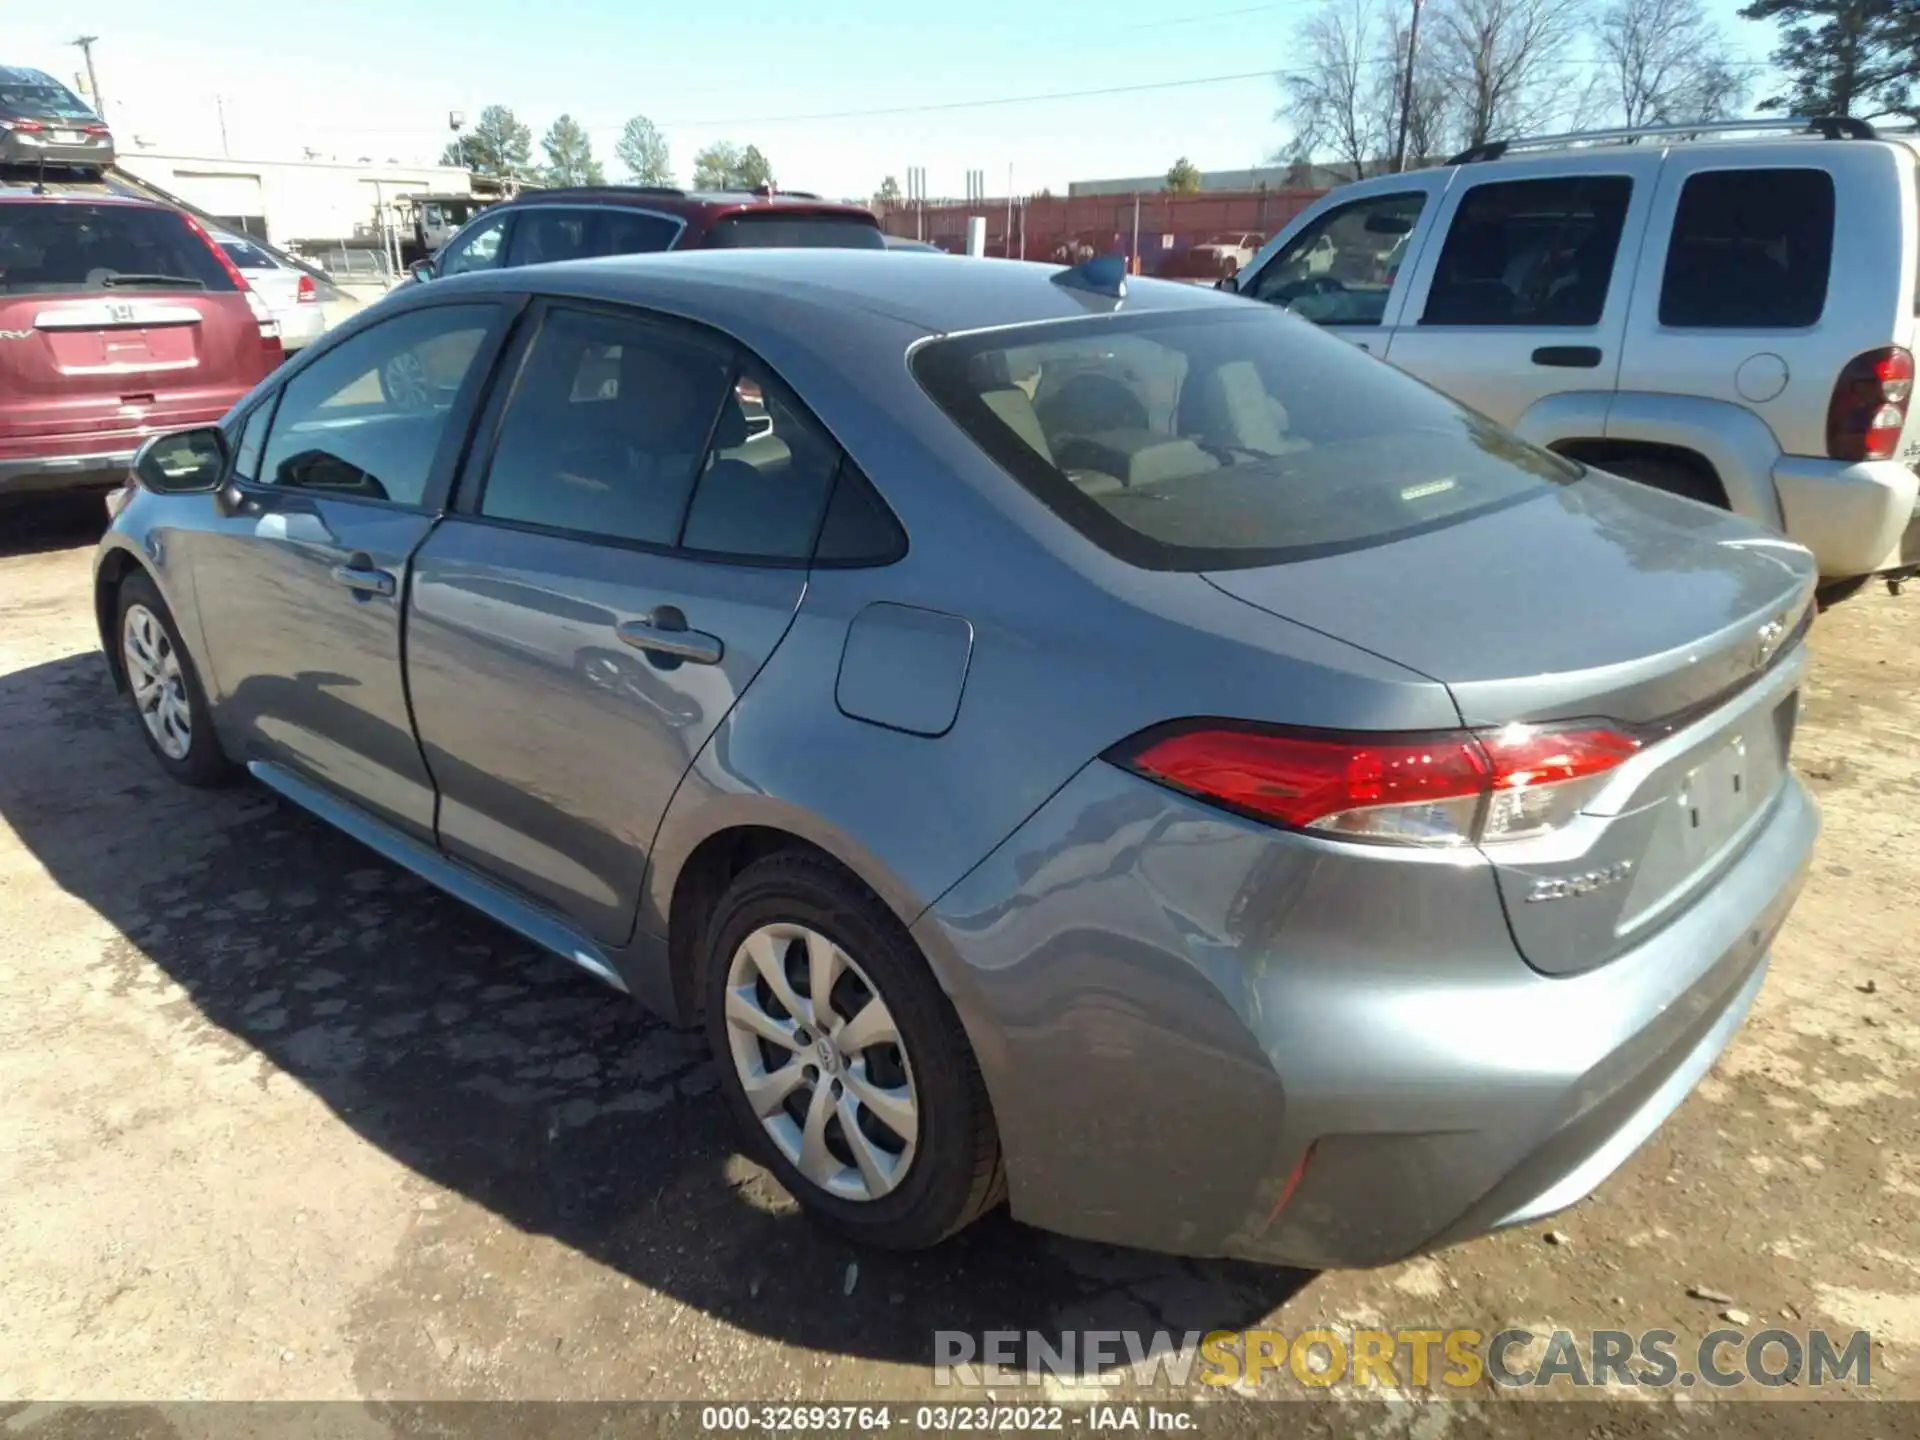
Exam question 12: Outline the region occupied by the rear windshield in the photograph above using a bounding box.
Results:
[0,82,96,121]
[912,307,1578,571]
[0,203,235,295]
[704,213,885,249]
[219,238,278,270]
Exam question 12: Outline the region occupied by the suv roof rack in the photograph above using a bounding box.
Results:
[1444,115,1878,166]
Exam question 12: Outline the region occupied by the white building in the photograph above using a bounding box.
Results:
[113,151,476,247]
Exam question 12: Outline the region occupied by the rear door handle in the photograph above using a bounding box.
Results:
[617,606,723,665]
[1532,345,1602,369]
[330,556,396,596]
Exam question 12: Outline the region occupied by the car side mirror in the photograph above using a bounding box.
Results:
[132,427,228,495]
[409,258,435,282]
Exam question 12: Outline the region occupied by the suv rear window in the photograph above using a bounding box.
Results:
[0,203,235,295]
[704,213,885,249]
[1659,169,1835,329]
[913,307,1576,571]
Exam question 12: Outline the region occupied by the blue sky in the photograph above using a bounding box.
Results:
[17,0,1779,198]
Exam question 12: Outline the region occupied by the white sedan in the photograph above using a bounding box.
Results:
[211,231,329,353]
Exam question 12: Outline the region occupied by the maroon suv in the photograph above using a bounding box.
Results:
[413,185,885,283]
[0,194,282,500]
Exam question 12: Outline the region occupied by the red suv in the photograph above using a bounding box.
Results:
[412,186,885,283]
[0,194,282,501]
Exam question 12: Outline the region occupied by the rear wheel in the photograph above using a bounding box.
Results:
[703,852,1003,1249]
[116,571,234,787]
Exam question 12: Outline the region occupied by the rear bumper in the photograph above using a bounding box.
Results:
[274,304,329,351]
[0,449,135,497]
[1772,456,1919,577]
[919,762,1818,1268]
[0,131,114,170]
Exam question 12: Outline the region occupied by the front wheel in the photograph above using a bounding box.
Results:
[116,571,235,787]
[704,852,1004,1250]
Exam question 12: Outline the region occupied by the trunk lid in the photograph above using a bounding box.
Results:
[1206,469,1817,974]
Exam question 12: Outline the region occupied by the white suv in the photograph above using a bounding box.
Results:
[1232,117,1920,599]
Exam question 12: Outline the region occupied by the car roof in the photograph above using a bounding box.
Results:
[0,190,161,208]
[443,246,1240,337]
[504,186,876,220]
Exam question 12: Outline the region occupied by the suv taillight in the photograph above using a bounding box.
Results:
[179,212,280,343]
[1827,346,1914,461]
[1109,721,1641,848]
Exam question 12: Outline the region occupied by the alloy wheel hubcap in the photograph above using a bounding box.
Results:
[122,604,191,760]
[723,922,918,1202]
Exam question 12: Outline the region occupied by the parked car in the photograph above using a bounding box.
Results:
[0,194,281,501]
[1229,116,1920,601]
[1170,230,1266,281]
[0,66,113,174]
[405,185,885,287]
[96,250,1817,1267]
[210,230,327,353]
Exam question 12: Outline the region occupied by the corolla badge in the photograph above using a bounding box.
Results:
[1526,860,1634,903]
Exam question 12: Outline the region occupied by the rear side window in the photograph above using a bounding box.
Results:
[507,209,593,266]
[680,366,844,560]
[1659,169,1835,329]
[0,203,234,295]
[595,210,682,256]
[1422,176,1632,327]
[913,307,1575,571]
[703,214,885,249]
[478,306,734,546]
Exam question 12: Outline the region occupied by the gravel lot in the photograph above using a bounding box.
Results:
[1,498,1915,1411]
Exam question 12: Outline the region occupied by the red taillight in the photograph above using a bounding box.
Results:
[10,119,45,133]
[1828,346,1914,461]
[84,123,110,136]
[1113,721,1640,847]
[297,272,317,303]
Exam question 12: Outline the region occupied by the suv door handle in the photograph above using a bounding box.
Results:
[330,555,396,597]
[617,606,723,665]
[1532,345,1602,368]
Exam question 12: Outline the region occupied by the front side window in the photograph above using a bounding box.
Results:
[507,208,594,267]
[1422,175,1632,327]
[257,304,495,506]
[1246,191,1426,324]
[914,307,1575,571]
[437,215,508,276]
[477,306,734,546]
[1659,168,1834,329]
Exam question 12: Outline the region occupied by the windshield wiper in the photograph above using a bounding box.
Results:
[99,273,207,290]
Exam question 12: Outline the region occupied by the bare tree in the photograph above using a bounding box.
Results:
[1600,0,1748,125]
[1375,3,1456,166]
[1428,0,1589,148]
[1277,0,1388,180]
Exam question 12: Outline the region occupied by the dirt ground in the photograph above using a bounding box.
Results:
[1,497,1916,1413]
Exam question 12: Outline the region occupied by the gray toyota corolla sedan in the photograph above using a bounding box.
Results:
[95,248,1818,1266]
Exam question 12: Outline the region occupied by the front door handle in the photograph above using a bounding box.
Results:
[330,555,396,596]
[1532,345,1602,368]
[617,606,723,665]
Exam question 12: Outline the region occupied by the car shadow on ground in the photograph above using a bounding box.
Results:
[0,649,1312,1373]
[0,495,110,558]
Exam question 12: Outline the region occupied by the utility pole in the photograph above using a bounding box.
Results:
[71,35,104,119]
[1392,0,1423,173]
[215,95,230,157]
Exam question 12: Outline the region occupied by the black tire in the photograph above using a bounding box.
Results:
[1815,575,1871,610]
[703,851,1004,1250]
[114,570,236,787]
[1602,455,1727,509]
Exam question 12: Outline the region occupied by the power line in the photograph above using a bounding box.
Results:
[666,70,1280,127]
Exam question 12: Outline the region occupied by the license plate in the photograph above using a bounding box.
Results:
[1677,734,1768,859]
[53,129,82,144]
